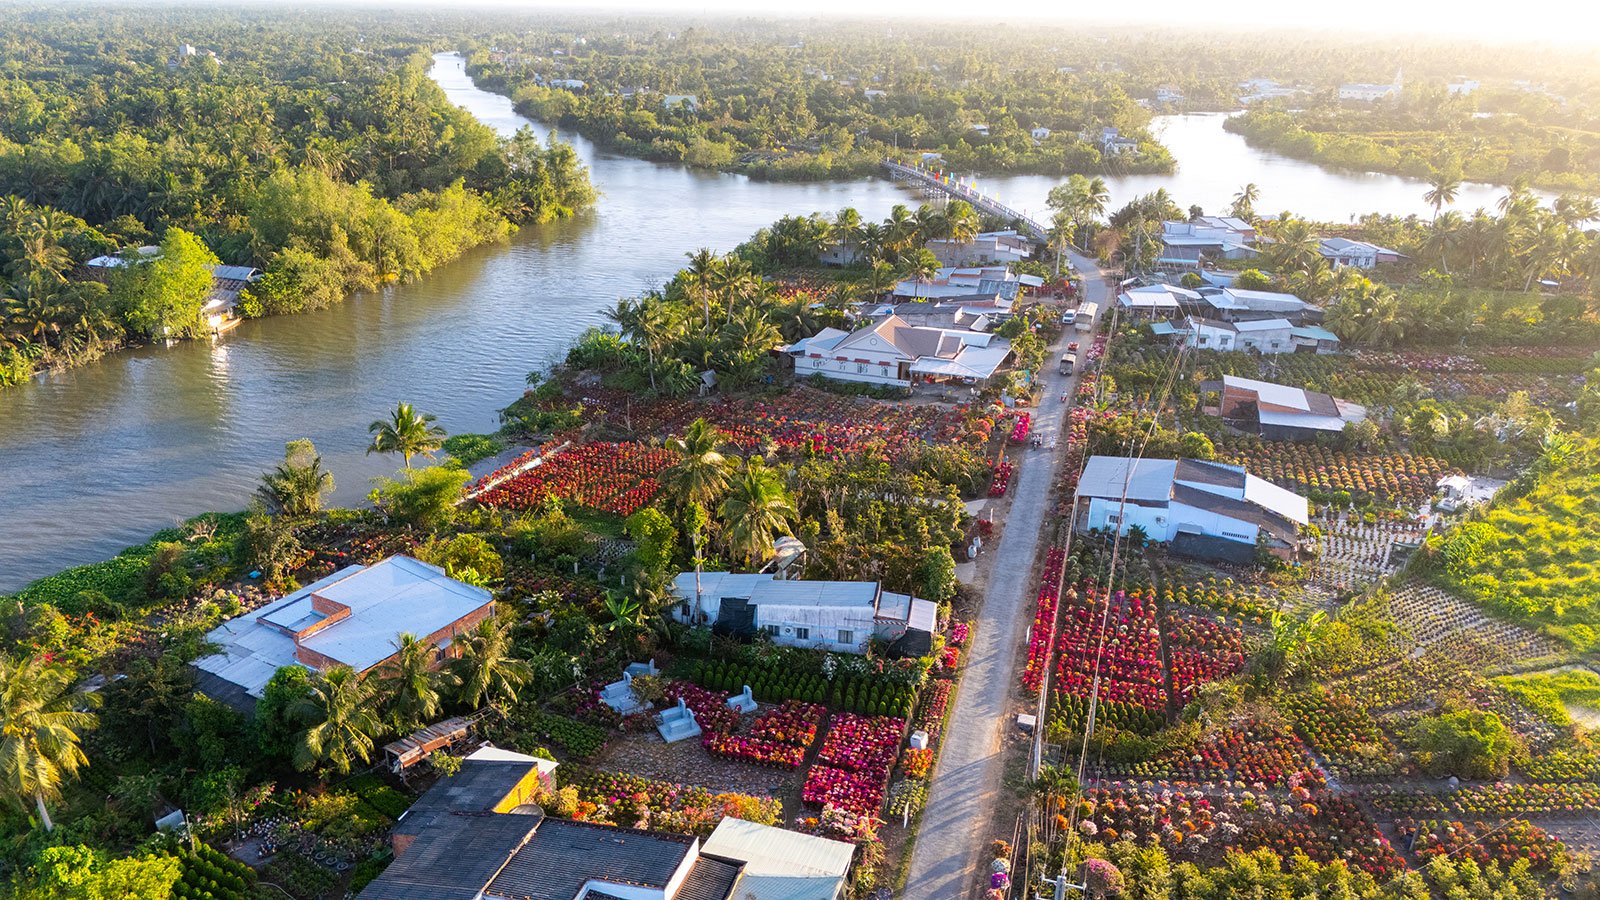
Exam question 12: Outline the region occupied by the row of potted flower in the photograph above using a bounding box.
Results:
[475,442,678,516]
[1100,724,1326,789]
[988,460,1014,497]
[1053,588,1167,712]
[750,700,827,747]
[1366,781,1600,817]
[703,732,807,768]
[1020,548,1067,694]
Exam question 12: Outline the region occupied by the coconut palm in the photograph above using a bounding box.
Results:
[258,438,335,516]
[0,656,99,831]
[900,248,942,300]
[1427,210,1464,273]
[684,248,722,328]
[380,633,443,732]
[1423,171,1461,223]
[445,615,532,710]
[664,418,733,508]
[831,207,863,262]
[290,665,381,775]
[719,457,798,567]
[944,200,981,245]
[368,402,446,469]
[1231,183,1259,221]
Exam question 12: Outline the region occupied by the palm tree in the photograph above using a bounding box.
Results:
[368,402,446,469]
[1230,183,1259,221]
[380,633,443,732]
[290,666,381,775]
[663,418,733,508]
[445,615,532,710]
[0,656,99,831]
[1423,171,1461,223]
[944,200,981,246]
[718,457,798,567]
[258,438,335,516]
[1082,176,1110,222]
[858,222,887,264]
[684,248,722,329]
[1427,210,1464,273]
[831,207,862,262]
[900,248,942,300]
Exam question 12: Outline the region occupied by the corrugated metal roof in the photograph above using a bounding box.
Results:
[1243,473,1311,525]
[1076,457,1179,502]
[359,813,539,900]
[701,818,853,900]
[486,819,696,899]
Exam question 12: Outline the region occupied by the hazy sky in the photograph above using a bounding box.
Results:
[494,0,1600,46]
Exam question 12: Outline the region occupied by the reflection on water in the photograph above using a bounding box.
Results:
[0,52,1537,590]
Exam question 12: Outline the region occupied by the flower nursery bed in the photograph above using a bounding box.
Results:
[1212,439,1453,509]
[473,441,677,516]
[1364,781,1600,819]
[559,766,785,835]
[1097,724,1326,789]
[1077,785,1406,880]
[1282,687,1407,779]
[1052,586,1168,713]
[1378,582,1567,668]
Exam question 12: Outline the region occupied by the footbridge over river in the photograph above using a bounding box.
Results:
[884,158,1050,243]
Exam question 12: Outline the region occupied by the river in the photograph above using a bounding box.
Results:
[0,52,1536,591]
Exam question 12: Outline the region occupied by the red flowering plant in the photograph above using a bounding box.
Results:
[1405,818,1568,873]
[1162,613,1249,702]
[1020,548,1067,694]
[913,681,953,742]
[803,713,906,816]
[949,621,971,647]
[663,680,739,735]
[1053,587,1167,712]
[750,701,827,747]
[474,442,676,516]
[988,460,1014,497]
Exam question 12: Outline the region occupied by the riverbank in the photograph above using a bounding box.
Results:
[0,54,1555,592]
[1225,108,1600,196]
[463,59,1176,184]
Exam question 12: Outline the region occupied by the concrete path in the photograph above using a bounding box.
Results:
[902,251,1111,899]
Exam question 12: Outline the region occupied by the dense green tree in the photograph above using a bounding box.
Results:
[445,614,532,710]
[1410,709,1518,778]
[110,228,218,340]
[718,457,797,566]
[368,464,471,530]
[380,633,443,732]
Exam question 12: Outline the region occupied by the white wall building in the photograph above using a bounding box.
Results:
[1073,456,1309,560]
[671,572,938,656]
[1339,69,1403,101]
[784,315,1012,388]
[892,265,1042,300]
[925,230,1035,266]
[1317,237,1403,269]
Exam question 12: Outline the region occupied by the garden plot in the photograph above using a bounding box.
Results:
[1304,513,1426,594]
[1379,582,1567,669]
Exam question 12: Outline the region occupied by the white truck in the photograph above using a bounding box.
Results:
[1074,301,1098,332]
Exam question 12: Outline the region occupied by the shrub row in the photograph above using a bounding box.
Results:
[689,659,914,718]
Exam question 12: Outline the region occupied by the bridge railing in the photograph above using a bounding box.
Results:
[885,158,1047,238]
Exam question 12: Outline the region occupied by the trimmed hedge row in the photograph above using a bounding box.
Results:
[173,845,255,900]
[688,659,915,719]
